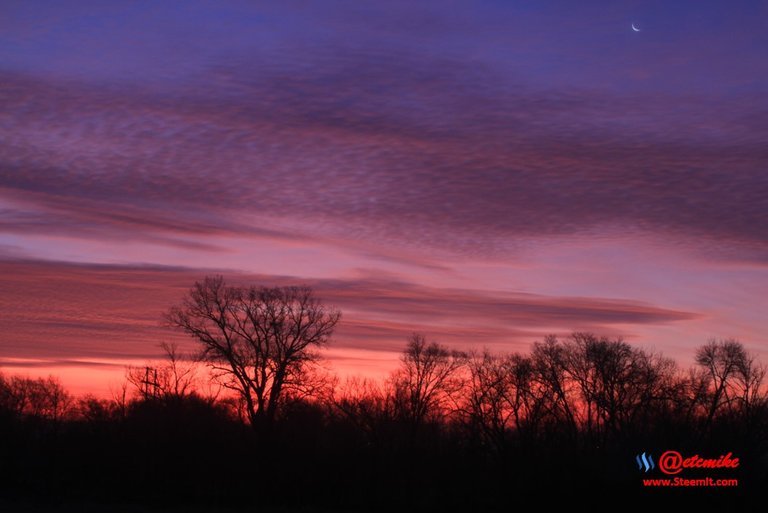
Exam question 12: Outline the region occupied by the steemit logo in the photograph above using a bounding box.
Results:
[636,452,655,472]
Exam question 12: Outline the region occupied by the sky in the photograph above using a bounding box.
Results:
[1,1,767,396]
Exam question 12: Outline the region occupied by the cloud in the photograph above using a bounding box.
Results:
[1,58,766,262]
[0,358,127,369]
[1,1,764,390]
[0,259,698,363]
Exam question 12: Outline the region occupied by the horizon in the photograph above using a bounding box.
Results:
[1,0,767,397]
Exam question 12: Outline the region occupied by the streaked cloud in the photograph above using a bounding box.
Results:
[0,259,697,363]
[1,65,766,260]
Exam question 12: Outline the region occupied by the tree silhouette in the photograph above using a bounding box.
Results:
[391,333,466,428]
[696,338,766,426]
[461,349,516,452]
[531,335,578,436]
[0,330,766,510]
[563,333,677,442]
[166,276,340,429]
[0,373,71,422]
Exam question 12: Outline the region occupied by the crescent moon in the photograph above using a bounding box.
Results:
[631,23,641,32]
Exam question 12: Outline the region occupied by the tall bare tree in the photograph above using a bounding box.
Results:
[391,333,466,427]
[166,276,340,429]
[564,332,677,441]
[696,338,765,425]
[461,350,515,451]
[735,351,766,417]
[531,335,578,435]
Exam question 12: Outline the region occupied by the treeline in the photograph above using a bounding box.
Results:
[1,334,764,445]
[0,278,765,510]
[1,335,765,510]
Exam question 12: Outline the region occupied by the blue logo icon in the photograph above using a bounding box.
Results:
[636,452,655,472]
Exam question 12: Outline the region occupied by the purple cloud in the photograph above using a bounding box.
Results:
[0,259,697,363]
[1,63,766,263]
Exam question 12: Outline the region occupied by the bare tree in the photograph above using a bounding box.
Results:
[696,338,747,425]
[461,350,515,451]
[0,372,27,415]
[531,335,579,436]
[506,353,544,439]
[34,376,72,422]
[166,276,340,429]
[564,333,677,441]
[735,351,766,417]
[696,338,766,424]
[0,373,72,422]
[391,333,467,427]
